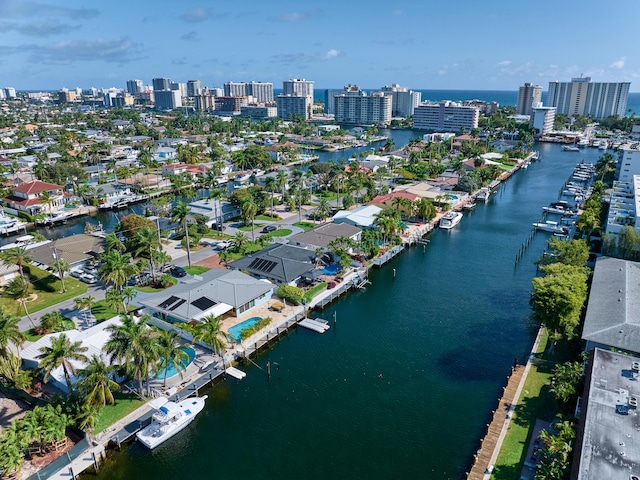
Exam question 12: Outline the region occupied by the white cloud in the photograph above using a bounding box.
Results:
[273,10,319,22]
[497,60,511,67]
[610,57,626,69]
[321,49,340,60]
[26,37,141,64]
[2,1,98,19]
[180,8,211,23]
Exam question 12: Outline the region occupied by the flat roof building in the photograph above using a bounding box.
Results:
[413,101,479,132]
[547,77,630,119]
[517,82,542,116]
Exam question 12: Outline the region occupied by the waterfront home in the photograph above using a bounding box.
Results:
[288,223,362,251]
[88,182,134,207]
[581,257,640,355]
[332,205,383,229]
[28,234,104,271]
[138,269,274,322]
[2,180,65,216]
[369,191,418,209]
[228,244,316,285]
[119,173,172,191]
[188,198,240,227]
[20,317,123,393]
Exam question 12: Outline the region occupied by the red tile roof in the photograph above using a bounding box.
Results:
[13,180,63,195]
[370,191,419,203]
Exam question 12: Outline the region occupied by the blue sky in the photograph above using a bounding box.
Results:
[1,0,638,92]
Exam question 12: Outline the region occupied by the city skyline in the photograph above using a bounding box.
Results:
[1,0,639,92]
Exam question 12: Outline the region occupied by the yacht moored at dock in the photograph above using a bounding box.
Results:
[439,211,463,230]
[533,220,569,235]
[561,145,580,152]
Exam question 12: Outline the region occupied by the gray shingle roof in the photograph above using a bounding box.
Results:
[229,244,315,283]
[288,223,361,249]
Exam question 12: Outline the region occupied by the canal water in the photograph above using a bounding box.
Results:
[92,143,605,480]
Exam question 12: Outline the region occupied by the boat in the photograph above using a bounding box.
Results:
[35,211,72,225]
[533,220,569,235]
[136,395,208,449]
[598,140,608,150]
[561,145,580,152]
[462,202,476,210]
[577,138,589,148]
[439,211,463,230]
[476,187,490,202]
[234,173,252,183]
[542,201,577,216]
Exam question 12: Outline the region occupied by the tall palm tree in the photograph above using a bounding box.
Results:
[315,198,331,221]
[3,277,35,328]
[241,199,258,241]
[135,225,161,280]
[98,250,137,290]
[76,355,119,408]
[37,333,89,393]
[105,288,126,314]
[170,200,193,268]
[276,170,287,198]
[264,175,277,213]
[38,190,55,217]
[155,330,190,388]
[192,314,228,355]
[104,232,126,253]
[50,258,69,293]
[0,310,25,358]
[0,246,32,287]
[105,314,158,396]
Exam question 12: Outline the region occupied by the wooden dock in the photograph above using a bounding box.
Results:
[239,315,301,358]
[466,365,525,480]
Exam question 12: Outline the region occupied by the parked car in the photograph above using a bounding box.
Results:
[79,273,98,284]
[260,225,277,234]
[215,241,231,250]
[170,266,187,278]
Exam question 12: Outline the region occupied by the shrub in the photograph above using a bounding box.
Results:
[240,317,272,340]
[276,285,304,305]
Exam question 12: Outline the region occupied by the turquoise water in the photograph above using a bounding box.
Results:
[227,317,262,342]
[321,264,340,275]
[155,347,195,379]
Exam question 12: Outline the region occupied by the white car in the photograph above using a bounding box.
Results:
[215,241,231,250]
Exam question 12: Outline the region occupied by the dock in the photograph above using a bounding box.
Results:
[226,366,247,380]
[373,245,404,267]
[298,317,330,333]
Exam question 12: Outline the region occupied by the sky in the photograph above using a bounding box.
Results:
[1,0,639,92]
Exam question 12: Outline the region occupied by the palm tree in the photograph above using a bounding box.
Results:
[104,232,126,253]
[0,310,25,358]
[3,277,35,328]
[122,286,137,311]
[155,330,190,388]
[105,288,126,314]
[192,314,228,355]
[98,250,137,290]
[76,355,119,408]
[241,199,258,241]
[50,258,69,293]
[231,231,248,252]
[105,314,158,396]
[39,311,66,333]
[315,198,331,221]
[276,170,288,198]
[74,296,95,327]
[0,246,32,287]
[135,225,161,280]
[264,175,278,213]
[37,333,89,393]
[374,209,400,245]
[170,200,193,268]
[38,190,55,217]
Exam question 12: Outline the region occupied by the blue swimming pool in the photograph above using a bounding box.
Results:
[155,346,196,379]
[228,317,262,342]
[321,264,341,275]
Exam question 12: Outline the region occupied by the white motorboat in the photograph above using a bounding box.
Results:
[476,188,490,202]
[542,201,577,216]
[561,145,580,152]
[533,220,568,235]
[439,211,463,230]
[462,202,476,210]
[136,395,208,449]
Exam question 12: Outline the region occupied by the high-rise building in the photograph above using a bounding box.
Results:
[154,90,182,110]
[547,77,630,119]
[412,101,479,131]
[4,87,16,98]
[530,103,556,136]
[126,79,144,96]
[283,79,314,98]
[276,94,312,120]
[58,89,77,104]
[334,91,392,125]
[517,83,542,116]
[195,94,215,111]
[170,82,187,98]
[325,85,366,115]
[187,80,204,98]
[380,84,421,117]
[223,81,247,97]
[223,81,273,103]
[152,78,171,92]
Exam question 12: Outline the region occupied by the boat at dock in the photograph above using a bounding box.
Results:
[561,145,580,152]
[533,220,569,235]
[35,211,73,225]
[439,211,463,230]
[462,202,476,210]
[542,201,577,216]
[136,395,208,449]
[476,187,490,202]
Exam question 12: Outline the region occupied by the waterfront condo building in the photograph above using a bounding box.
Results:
[616,142,640,182]
[334,90,392,125]
[412,101,479,132]
[530,103,556,136]
[126,79,143,96]
[154,89,182,110]
[170,82,187,98]
[380,84,422,117]
[604,177,639,238]
[276,94,312,120]
[546,77,630,119]
[283,78,314,98]
[187,80,204,97]
[516,82,542,116]
[324,85,365,115]
[223,81,274,103]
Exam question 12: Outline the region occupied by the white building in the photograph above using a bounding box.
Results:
[154,90,182,110]
[187,80,204,97]
[276,94,312,120]
[223,81,274,103]
[617,142,640,182]
[531,103,556,136]
[239,105,277,119]
[4,87,17,98]
[170,82,187,98]
[516,82,542,116]
[547,77,630,119]
[412,101,479,132]
[605,178,640,237]
[381,84,421,117]
[126,79,143,95]
[283,79,314,98]
[334,91,392,125]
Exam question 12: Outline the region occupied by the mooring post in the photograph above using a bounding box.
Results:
[267,361,271,379]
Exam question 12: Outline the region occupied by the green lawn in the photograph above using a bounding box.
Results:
[135,278,178,293]
[91,300,135,323]
[304,282,328,303]
[256,214,281,221]
[0,266,87,318]
[184,266,210,275]
[223,243,264,262]
[94,391,146,433]
[315,190,338,201]
[24,328,43,342]
[293,222,315,231]
[262,229,292,237]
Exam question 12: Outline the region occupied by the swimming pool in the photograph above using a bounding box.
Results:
[447,194,459,200]
[228,317,262,342]
[321,264,341,275]
[155,346,196,379]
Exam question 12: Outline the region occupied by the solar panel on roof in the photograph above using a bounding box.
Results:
[159,296,181,309]
[168,299,186,311]
[248,258,277,273]
[191,296,217,311]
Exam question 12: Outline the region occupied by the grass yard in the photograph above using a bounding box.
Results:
[262,229,292,238]
[256,214,281,221]
[0,266,87,317]
[91,300,135,323]
[293,222,315,231]
[94,391,146,433]
[315,191,338,201]
[303,282,328,303]
[184,266,210,275]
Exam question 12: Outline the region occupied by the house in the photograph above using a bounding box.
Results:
[138,269,274,322]
[2,180,65,216]
[88,182,134,207]
[0,262,19,286]
[228,244,316,285]
[188,198,241,227]
[119,173,171,190]
[571,348,640,479]
[28,234,105,270]
[288,223,362,251]
[154,146,177,161]
[581,257,640,355]
[332,205,383,229]
[369,191,418,209]
[161,163,191,176]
